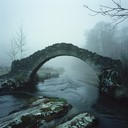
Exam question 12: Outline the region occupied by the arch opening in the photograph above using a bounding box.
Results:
[30,56,99,87]
[36,56,99,111]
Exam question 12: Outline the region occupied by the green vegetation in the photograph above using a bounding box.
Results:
[45,97,67,104]
[3,97,71,128]
[0,66,10,75]
[13,73,28,82]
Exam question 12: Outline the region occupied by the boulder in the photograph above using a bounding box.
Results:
[0,97,72,128]
[56,112,98,128]
[99,69,122,98]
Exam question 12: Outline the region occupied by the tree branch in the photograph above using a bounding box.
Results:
[84,0,128,25]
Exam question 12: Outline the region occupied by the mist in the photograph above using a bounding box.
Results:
[0,0,128,87]
[0,0,112,67]
[0,0,128,68]
[1,0,128,90]
[1,1,128,127]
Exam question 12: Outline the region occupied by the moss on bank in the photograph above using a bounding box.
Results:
[0,97,71,128]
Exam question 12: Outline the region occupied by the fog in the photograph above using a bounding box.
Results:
[0,0,128,67]
[1,1,128,127]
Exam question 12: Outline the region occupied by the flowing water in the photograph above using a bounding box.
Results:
[0,68,128,128]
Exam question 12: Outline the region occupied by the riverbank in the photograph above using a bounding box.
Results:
[0,94,98,128]
[0,67,128,127]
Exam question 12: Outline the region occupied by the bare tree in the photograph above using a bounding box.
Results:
[85,21,117,57]
[84,0,128,26]
[8,38,18,61]
[118,27,128,87]
[119,26,128,64]
[16,26,26,59]
[8,26,27,61]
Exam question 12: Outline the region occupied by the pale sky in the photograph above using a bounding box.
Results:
[0,0,126,66]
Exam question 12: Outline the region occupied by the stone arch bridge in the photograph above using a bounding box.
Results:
[9,43,122,83]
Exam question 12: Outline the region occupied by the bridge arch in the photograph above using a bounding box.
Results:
[10,43,121,81]
[29,50,97,79]
[30,55,97,78]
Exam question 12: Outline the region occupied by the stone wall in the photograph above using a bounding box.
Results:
[0,43,124,98]
[10,43,122,80]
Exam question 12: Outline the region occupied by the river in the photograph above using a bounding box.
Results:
[0,68,128,128]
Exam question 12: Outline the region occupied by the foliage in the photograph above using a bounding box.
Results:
[13,73,28,82]
[45,97,67,104]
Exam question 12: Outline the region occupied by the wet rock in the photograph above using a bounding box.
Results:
[0,77,37,94]
[56,113,98,128]
[0,78,18,94]
[98,68,128,104]
[0,97,72,128]
[99,69,122,98]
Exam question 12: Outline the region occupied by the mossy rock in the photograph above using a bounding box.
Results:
[45,97,67,104]
[1,97,71,128]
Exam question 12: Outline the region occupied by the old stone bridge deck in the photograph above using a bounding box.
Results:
[8,43,122,81]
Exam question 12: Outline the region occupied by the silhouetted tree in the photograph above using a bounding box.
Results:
[9,26,27,61]
[84,0,128,26]
[118,26,128,67]
[16,26,26,59]
[118,27,128,87]
[8,38,18,61]
[86,22,128,87]
[85,21,117,57]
